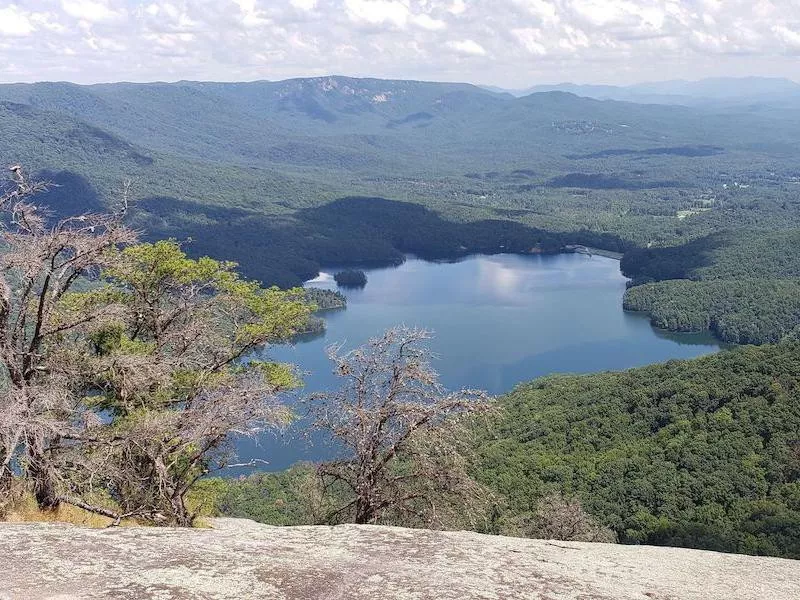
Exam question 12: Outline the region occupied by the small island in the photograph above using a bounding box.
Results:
[334,269,368,289]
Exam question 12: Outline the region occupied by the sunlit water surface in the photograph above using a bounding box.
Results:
[238,253,721,470]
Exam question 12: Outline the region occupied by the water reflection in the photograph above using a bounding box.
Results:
[241,253,723,470]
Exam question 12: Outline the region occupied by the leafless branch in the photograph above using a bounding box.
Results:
[307,327,495,527]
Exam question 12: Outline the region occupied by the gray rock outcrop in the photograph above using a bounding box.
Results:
[0,518,797,599]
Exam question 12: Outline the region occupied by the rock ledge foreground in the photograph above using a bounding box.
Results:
[1,518,797,599]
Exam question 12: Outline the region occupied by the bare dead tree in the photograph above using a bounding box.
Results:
[1,168,311,526]
[0,167,135,510]
[307,327,494,527]
[505,492,617,543]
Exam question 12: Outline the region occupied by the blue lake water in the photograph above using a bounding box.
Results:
[239,253,722,470]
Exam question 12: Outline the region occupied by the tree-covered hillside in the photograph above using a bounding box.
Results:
[622,230,800,343]
[3,76,800,340]
[624,279,800,344]
[475,342,800,558]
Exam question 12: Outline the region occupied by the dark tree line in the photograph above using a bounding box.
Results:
[621,229,800,344]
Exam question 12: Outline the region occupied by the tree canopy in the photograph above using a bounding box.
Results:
[474,342,800,558]
[0,173,312,525]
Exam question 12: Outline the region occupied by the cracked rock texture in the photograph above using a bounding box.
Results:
[0,518,798,599]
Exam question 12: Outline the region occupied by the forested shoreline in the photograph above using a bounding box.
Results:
[621,230,800,344]
[474,342,800,558]
[204,342,800,559]
[4,75,800,559]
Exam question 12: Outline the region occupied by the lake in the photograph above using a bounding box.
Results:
[240,253,722,470]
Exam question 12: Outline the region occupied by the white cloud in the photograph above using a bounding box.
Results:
[448,0,466,16]
[0,5,35,36]
[512,28,547,55]
[291,0,318,10]
[61,0,123,23]
[774,25,800,51]
[570,0,664,30]
[233,0,270,27]
[85,34,126,52]
[413,14,447,31]
[1,1,800,86]
[344,0,409,28]
[515,0,558,23]
[447,39,487,56]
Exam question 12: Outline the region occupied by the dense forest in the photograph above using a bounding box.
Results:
[4,77,800,343]
[621,230,800,343]
[624,279,800,344]
[202,342,800,558]
[474,342,800,558]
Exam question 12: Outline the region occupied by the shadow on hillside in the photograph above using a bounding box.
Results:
[620,234,729,283]
[565,145,724,160]
[137,195,630,287]
[31,171,629,289]
[33,170,107,220]
[548,172,678,190]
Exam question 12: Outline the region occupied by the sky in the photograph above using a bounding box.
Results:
[0,0,799,87]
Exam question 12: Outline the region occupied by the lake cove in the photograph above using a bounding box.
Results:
[240,253,722,470]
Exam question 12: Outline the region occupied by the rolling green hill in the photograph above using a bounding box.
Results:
[475,341,800,558]
[621,229,800,343]
[2,76,800,338]
[4,77,800,558]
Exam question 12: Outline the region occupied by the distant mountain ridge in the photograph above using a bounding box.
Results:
[2,74,778,169]
[490,76,800,106]
[3,74,800,287]
[0,75,722,191]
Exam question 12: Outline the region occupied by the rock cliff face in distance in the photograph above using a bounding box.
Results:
[0,519,797,599]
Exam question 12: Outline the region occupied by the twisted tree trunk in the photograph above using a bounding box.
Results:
[29,453,60,511]
[26,436,61,511]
